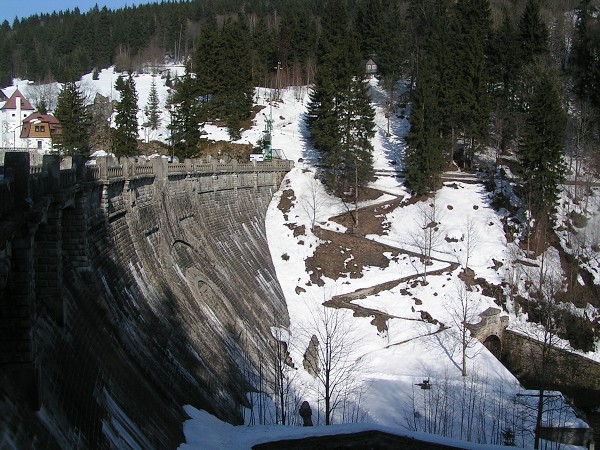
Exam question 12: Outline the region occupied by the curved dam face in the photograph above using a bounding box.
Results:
[0,154,291,448]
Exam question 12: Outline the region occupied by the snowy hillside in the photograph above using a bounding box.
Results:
[5,68,599,449]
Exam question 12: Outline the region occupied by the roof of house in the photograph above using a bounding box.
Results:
[20,112,61,138]
[1,88,35,111]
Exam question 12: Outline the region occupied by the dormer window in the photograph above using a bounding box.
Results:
[35,125,46,133]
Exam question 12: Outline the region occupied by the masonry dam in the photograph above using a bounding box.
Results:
[3,152,600,448]
[0,152,292,448]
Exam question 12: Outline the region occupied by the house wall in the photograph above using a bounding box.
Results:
[0,96,35,148]
[28,124,51,138]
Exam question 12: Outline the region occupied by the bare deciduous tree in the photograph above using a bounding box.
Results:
[446,281,481,377]
[303,305,363,425]
[271,326,304,426]
[26,81,59,113]
[410,197,444,282]
[462,216,478,270]
[518,250,569,449]
[300,174,329,231]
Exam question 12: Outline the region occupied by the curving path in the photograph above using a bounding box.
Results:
[318,189,459,337]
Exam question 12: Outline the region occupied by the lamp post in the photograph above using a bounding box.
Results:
[166,104,174,162]
[12,123,23,150]
[275,61,282,101]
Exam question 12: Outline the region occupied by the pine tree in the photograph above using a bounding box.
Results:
[339,78,376,192]
[54,81,91,156]
[405,52,447,195]
[404,0,452,193]
[113,74,139,158]
[307,0,361,193]
[571,0,599,104]
[519,0,549,65]
[219,17,253,140]
[145,76,161,130]
[518,70,566,219]
[453,0,491,162]
[489,8,521,153]
[169,70,201,159]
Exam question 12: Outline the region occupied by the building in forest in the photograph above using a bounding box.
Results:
[20,112,62,152]
[0,88,36,148]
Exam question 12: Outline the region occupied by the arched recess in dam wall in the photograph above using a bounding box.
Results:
[0,153,292,448]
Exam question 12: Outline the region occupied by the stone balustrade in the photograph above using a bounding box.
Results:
[0,153,294,219]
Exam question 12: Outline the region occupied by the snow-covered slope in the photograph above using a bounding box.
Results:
[6,68,597,449]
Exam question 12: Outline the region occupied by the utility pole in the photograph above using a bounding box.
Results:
[534,389,545,449]
[276,61,282,101]
[517,390,561,449]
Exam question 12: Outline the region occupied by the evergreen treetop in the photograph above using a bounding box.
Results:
[54,81,91,156]
[113,74,139,158]
[518,69,566,219]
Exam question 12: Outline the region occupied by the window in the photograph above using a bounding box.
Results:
[35,125,46,133]
[37,140,43,149]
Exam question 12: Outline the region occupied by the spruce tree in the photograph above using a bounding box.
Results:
[307,0,361,193]
[113,74,139,158]
[571,0,599,105]
[355,0,385,60]
[169,71,201,159]
[519,0,549,65]
[339,78,376,191]
[404,0,452,193]
[145,76,161,130]
[518,70,566,219]
[453,0,491,162]
[489,8,521,153]
[192,16,253,141]
[405,52,447,195]
[54,81,91,156]
[194,18,219,112]
[219,18,253,140]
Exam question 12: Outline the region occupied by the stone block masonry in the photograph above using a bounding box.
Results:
[0,153,292,449]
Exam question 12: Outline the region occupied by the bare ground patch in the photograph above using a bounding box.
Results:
[329,196,406,236]
[278,188,296,221]
[305,228,401,286]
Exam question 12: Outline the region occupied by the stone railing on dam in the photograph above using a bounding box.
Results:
[0,152,293,448]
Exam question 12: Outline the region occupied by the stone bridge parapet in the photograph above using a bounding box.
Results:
[467,307,509,358]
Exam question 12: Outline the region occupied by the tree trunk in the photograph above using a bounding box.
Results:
[534,389,544,449]
[325,369,331,425]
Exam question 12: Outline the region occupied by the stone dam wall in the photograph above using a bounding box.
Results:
[0,153,292,448]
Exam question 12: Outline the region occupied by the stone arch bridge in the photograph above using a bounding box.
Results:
[468,307,600,396]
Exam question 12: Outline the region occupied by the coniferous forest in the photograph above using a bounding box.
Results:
[2,0,600,210]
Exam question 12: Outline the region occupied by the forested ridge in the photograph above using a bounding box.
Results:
[5,0,600,213]
[2,0,587,85]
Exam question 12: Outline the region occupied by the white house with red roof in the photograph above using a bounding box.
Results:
[0,88,36,148]
[19,112,62,152]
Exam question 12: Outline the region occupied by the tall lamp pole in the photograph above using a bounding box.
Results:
[276,61,282,101]
[166,104,174,162]
[12,123,24,150]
